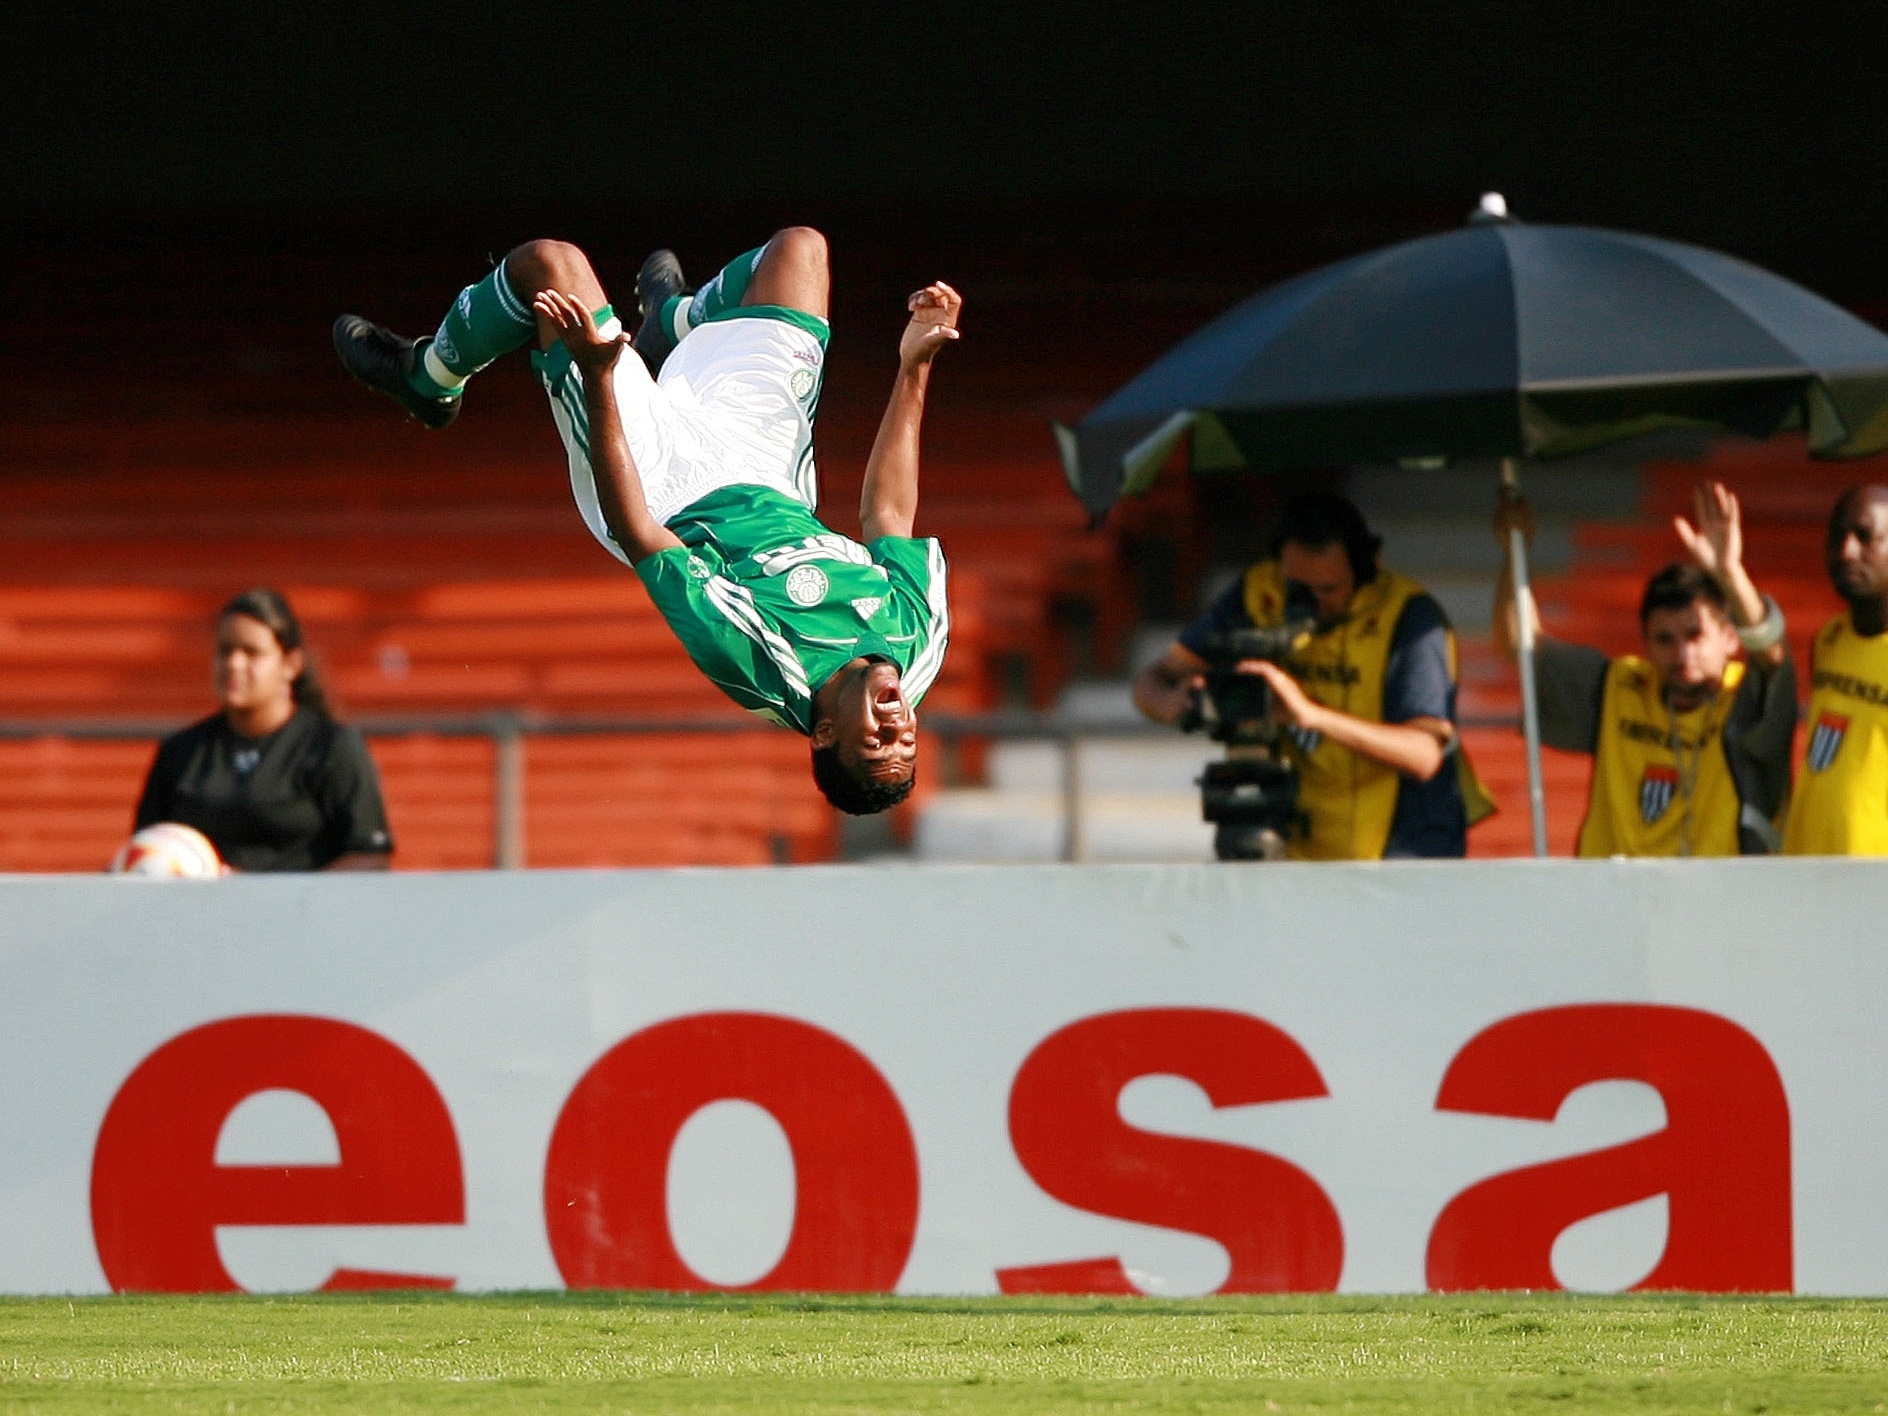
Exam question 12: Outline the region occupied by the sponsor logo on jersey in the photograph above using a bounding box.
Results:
[851,596,884,620]
[786,565,829,606]
[1286,661,1362,688]
[232,748,260,776]
[1811,668,1888,706]
[1639,764,1678,824]
[1808,712,1850,773]
[686,555,712,580]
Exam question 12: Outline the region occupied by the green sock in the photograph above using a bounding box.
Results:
[405,262,537,400]
[685,245,766,324]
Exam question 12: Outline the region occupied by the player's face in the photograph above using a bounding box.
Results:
[832,659,918,785]
[1278,541,1355,626]
[1642,600,1736,710]
[1826,489,1888,605]
[213,613,301,714]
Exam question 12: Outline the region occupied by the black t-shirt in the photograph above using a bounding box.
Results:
[134,707,394,871]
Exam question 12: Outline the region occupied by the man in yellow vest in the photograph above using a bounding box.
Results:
[1783,484,1888,855]
[1493,481,1794,856]
[1134,492,1487,859]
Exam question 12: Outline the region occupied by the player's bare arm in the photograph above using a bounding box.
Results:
[534,289,683,564]
[860,281,962,542]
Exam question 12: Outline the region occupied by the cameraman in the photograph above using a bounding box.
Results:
[1133,492,1488,859]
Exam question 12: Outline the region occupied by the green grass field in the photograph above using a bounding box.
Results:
[2,1292,1885,1414]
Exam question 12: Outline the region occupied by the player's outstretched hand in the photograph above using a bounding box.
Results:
[1673,479,1743,582]
[533,288,627,376]
[900,281,962,369]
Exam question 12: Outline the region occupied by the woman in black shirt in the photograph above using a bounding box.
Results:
[134,588,394,871]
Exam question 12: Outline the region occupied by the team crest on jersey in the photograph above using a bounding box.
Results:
[850,596,883,620]
[790,368,817,401]
[1808,712,1850,773]
[686,555,712,580]
[786,565,829,606]
[1639,764,1678,824]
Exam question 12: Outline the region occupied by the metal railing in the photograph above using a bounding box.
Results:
[2,709,1523,867]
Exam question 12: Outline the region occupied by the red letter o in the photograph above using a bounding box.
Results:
[544,1012,919,1291]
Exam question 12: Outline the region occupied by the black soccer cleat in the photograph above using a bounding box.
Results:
[331,314,462,429]
[631,249,690,374]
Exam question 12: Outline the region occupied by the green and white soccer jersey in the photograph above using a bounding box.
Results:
[638,486,949,733]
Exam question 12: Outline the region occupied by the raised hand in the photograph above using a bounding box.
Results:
[533,288,627,376]
[899,281,962,369]
[1492,484,1536,546]
[1673,480,1743,581]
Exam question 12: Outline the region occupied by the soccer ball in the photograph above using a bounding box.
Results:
[107,823,225,878]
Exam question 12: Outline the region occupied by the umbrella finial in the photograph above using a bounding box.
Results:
[1469,191,1513,224]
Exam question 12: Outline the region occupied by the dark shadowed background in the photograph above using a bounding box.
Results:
[4,1,1884,447]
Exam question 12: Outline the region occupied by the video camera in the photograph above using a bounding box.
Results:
[1178,589,1320,861]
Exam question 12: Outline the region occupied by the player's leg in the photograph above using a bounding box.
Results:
[636,227,832,367]
[333,240,608,427]
[497,241,612,351]
[742,226,831,319]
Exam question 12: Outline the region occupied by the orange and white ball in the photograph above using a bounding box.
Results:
[107,823,225,878]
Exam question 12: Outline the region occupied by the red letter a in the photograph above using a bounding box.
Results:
[1426,1004,1791,1293]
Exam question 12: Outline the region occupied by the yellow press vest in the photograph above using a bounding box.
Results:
[1783,613,1888,856]
[1242,562,1492,860]
[1578,657,1747,858]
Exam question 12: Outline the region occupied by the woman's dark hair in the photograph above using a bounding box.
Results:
[810,743,916,815]
[1638,563,1729,627]
[219,587,332,717]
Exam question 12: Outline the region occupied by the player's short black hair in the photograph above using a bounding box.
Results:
[1639,563,1729,627]
[1268,491,1382,584]
[810,744,917,816]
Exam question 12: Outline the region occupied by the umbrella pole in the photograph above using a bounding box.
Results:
[1500,458,1550,857]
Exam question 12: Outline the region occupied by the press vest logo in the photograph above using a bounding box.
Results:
[1639,764,1678,824]
[786,565,829,606]
[1808,712,1850,772]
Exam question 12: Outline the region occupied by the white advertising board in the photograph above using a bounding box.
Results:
[0,858,1882,1295]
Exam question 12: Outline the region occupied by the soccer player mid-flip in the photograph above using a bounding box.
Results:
[333,229,961,814]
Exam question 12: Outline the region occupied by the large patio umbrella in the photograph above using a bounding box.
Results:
[1059,197,1888,854]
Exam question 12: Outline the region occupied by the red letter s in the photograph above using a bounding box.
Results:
[999,1008,1342,1294]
